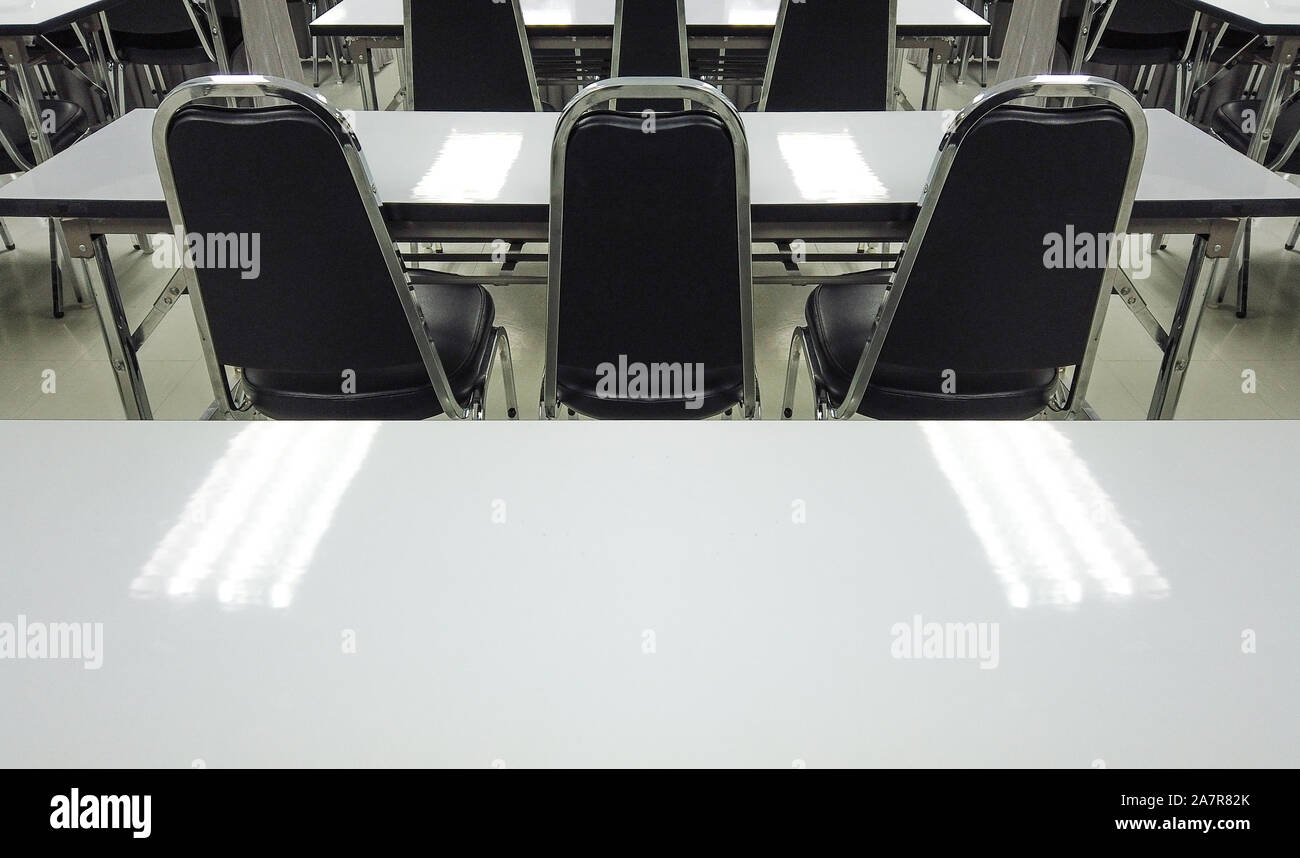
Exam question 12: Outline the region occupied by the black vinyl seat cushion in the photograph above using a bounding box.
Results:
[557,366,744,419]
[0,98,88,172]
[804,273,1057,420]
[1211,99,1300,172]
[1056,17,1188,66]
[242,272,495,419]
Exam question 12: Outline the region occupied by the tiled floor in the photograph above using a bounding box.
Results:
[2,59,1298,420]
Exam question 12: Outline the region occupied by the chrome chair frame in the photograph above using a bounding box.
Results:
[758,0,898,112]
[402,0,542,112]
[782,74,1148,421]
[153,75,518,421]
[541,76,759,420]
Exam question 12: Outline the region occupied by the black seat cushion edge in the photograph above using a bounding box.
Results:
[803,274,1058,420]
[241,271,495,420]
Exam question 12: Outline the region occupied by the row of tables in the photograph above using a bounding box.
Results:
[2,106,1298,420]
[310,0,994,110]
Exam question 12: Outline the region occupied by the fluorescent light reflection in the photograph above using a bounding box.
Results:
[776,131,886,202]
[921,423,1168,609]
[522,2,574,26]
[131,423,378,609]
[412,131,524,202]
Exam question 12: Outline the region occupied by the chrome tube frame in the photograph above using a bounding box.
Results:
[542,76,758,419]
[403,0,542,112]
[791,74,1148,421]
[153,75,514,420]
[758,0,898,111]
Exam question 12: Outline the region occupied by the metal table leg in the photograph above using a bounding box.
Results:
[63,223,153,419]
[353,43,378,111]
[1147,228,1234,420]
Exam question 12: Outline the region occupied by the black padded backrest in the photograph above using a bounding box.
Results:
[763,0,894,111]
[106,0,235,35]
[881,105,1135,373]
[613,0,689,112]
[163,104,422,373]
[613,0,687,77]
[557,111,742,378]
[0,91,32,170]
[1062,0,1193,35]
[406,0,538,111]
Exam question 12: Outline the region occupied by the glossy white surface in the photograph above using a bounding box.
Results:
[3,107,1298,219]
[310,0,990,35]
[1168,0,1300,34]
[0,0,117,34]
[1,419,1296,767]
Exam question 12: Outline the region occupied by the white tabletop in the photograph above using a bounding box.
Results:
[1167,0,1300,36]
[0,0,123,36]
[3,106,1298,225]
[310,0,991,37]
[1,419,1296,767]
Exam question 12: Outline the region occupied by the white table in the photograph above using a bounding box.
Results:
[1,106,1295,421]
[1,418,1296,767]
[0,1,123,161]
[310,0,992,38]
[312,0,992,110]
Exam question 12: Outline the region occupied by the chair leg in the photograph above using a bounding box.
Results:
[1286,217,1300,251]
[1237,218,1251,319]
[0,218,14,251]
[49,218,64,319]
[781,326,805,419]
[494,327,519,419]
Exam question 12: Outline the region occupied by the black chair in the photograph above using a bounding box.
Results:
[782,75,1147,421]
[541,77,759,420]
[0,88,92,317]
[756,0,897,111]
[403,0,542,111]
[102,0,243,104]
[611,0,688,111]
[153,75,518,420]
[1059,0,1198,105]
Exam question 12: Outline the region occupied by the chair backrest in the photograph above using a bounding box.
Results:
[0,90,34,172]
[1062,0,1194,36]
[153,75,465,416]
[1108,0,1196,35]
[760,0,897,111]
[106,0,234,35]
[612,0,689,111]
[835,75,1147,416]
[613,0,688,77]
[404,0,541,111]
[544,77,756,418]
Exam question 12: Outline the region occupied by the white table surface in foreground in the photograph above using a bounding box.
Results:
[1,420,1295,767]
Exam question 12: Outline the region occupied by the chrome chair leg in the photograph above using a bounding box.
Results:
[493,327,519,419]
[781,326,805,419]
[0,217,14,250]
[1286,217,1300,251]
